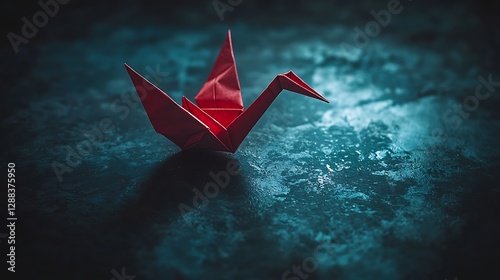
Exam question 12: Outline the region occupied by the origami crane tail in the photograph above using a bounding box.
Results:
[124,64,229,151]
[227,71,329,152]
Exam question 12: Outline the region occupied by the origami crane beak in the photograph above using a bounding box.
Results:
[279,71,329,103]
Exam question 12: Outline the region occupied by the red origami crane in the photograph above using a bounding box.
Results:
[125,30,329,153]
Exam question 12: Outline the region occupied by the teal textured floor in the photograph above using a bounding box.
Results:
[1,1,499,279]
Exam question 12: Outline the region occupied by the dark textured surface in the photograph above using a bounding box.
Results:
[1,1,500,279]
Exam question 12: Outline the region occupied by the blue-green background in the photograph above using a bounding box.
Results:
[1,0,499,279]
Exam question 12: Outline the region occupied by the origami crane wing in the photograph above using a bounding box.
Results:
[124,65,230,151]
[194,30,243,127]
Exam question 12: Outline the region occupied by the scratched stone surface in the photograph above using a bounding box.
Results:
[1,0,500,279]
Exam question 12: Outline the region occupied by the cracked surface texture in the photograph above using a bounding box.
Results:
[1,0,499,279]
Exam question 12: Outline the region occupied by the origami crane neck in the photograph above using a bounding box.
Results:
[226,71,328,151]
[194,30,243,127]
[182,70,328,152]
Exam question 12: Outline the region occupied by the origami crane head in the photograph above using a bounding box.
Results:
[125,30,329,153]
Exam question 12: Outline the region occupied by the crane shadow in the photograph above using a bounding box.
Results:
[76,150,248,278]
[109,149,248,227]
